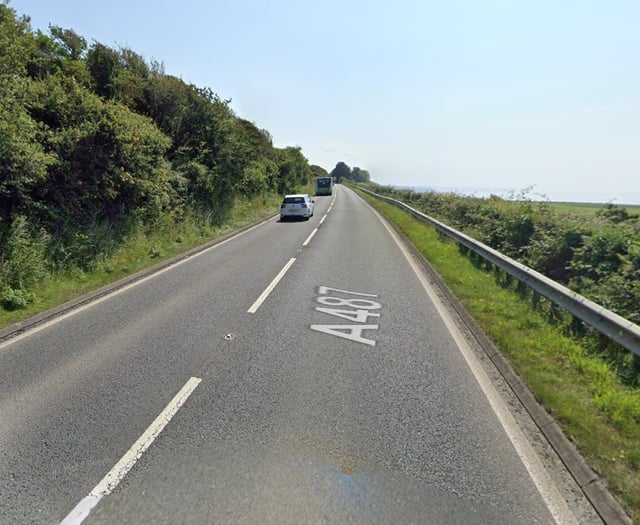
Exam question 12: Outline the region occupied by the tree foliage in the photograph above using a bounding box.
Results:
[330,161,370,183]
[371,185,640,328]
[310,164,329,179]
[0,3,317,306]
[0,75,55,225]
[0,4,32,76]
[330,161,351,182]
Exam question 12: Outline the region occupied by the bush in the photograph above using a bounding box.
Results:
[1,286,35,310]
[369,184,640,383]
[0,215,49,310]
[0,215,49,290]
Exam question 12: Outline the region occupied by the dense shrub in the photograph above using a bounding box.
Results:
[0,215,49,289]
[0,215,48,307]
[1,4,313,308]
[368,183,640,380]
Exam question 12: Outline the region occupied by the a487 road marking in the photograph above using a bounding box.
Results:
[310,286,381,346]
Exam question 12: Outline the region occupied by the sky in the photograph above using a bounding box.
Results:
[8,0,640,204]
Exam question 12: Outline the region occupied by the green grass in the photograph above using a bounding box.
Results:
[548,201,640,216]
[0,191,286,329]
[358,190,640,522]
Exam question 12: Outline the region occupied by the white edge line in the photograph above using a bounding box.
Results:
[247,258,296,314]
[302,228,318,247]
[374,209,578,525]
[60,377,202,525]
[1,218,273,352]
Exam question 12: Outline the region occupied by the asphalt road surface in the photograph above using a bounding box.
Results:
[0,185,603,524]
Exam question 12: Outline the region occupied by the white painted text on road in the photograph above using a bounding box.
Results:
[310,286,381,346]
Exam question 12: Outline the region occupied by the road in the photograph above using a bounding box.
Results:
[0,185,601,524]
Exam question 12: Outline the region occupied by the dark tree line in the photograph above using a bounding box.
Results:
[0,4,313,308]
[330,161,370,183]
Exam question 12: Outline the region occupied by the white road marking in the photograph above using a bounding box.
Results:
[247,258,296,314]
[318,286,377,297]
[310,324,378,346]
[319,191,336,222]
[374,209,579,525]
[303,228,318,247]
[60,377,202,525]
[1,218,274,352]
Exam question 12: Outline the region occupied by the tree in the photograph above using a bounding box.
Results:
[49,25,86,60]
[310,164,329,179]
[276,147,311,194]
[113,47,150,110]
[351,166,370,183]
[86,42,120,99]
[0,75,55,226]
[330,161,351,182]
[1,1,318,292]
[329,162,371,183]
[0,4,34,77]
[140,71,189,139]
[29,73,173,232]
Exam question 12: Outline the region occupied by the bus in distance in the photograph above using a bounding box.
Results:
[315,176,334,196]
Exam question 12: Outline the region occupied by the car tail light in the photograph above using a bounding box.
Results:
[301,204,307,208]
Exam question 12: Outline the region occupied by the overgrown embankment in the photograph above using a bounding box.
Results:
[366,183,640,383]
[1,4,328,316]
[357,185,640,521]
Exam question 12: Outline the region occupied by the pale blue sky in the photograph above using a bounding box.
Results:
[9,0,640,203]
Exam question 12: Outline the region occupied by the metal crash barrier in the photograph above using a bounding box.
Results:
[358,186,640,358]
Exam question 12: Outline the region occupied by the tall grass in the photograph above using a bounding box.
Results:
[0,192,284,329]
[0,216,49,310]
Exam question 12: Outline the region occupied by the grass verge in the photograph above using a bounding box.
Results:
[0,192,284,329]
[359,190,639,523]
[547,201,640,216]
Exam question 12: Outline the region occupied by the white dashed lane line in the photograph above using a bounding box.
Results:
[60,376,202,525]
[247,257,297,314]
[303,228,318,247]
[247,191,337,313]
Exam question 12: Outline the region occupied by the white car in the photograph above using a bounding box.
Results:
[280,194,315,221]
